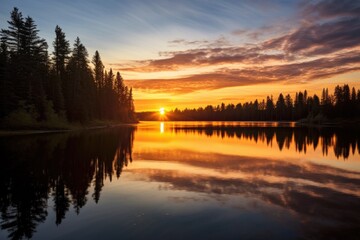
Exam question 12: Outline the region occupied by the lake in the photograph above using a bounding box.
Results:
[0,121,359,240]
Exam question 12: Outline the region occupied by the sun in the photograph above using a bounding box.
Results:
[159,107,165,115]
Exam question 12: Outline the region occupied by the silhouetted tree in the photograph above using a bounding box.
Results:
[284,94,293,120]
[276,93,286,120]
[0,8,136,127]
[266,96,275,120]
[52,26,70,78]
[47,26,69,114]
[65,37,95,122]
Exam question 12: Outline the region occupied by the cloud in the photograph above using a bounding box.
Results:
[125,73,254,94]
[167,36,232,49]
[116,46,284,72]
[168,38,209,46]
[232,24,292,41]
[301,0,360,20]
[168,38,209,47]
[263,17,360,56]
[125,51,360,94]
[231,29,248,35]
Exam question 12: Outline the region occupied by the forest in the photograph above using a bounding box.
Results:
[139,84,360,122]
[0,8,136,129]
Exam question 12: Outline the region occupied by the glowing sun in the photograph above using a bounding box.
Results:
[159,107,165,115]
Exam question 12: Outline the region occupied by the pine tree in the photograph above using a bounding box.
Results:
[266,96,275,120]
[115,72,124,98]
[92,50,104,89]
[52,26,70,77]
[66,37,94,122]
[91,50,104,119]
[1,8,24,53]
[276,93,286,120]
[284,94,293,120]
[1,8,50,120]
[128,87,135,120]
[22,16,49,120]
[1,8,26,108]
[115,72,125,120]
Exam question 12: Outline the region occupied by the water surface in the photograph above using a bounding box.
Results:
[1,122,360,240]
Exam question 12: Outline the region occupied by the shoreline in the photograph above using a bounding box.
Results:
[295,118,360,128]
[2,118,359,136]
[0,121,138,136]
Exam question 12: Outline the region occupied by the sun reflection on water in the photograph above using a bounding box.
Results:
[160,122,165,133]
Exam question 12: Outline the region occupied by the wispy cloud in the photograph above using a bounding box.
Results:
[300,0,360,20]
[168,38,209,47]
[114,45,286,72]
[263,18,360,56]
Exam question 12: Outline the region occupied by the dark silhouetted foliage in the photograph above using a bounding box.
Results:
[0,8,136,127]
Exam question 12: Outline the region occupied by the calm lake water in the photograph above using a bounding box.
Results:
[1,121,360,240]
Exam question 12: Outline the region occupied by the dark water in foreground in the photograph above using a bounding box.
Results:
[0,121,360,240]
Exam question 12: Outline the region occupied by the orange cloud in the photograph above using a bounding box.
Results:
[125,51,360,94]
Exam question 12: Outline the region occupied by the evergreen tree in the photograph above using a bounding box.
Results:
[275,93,286,120]
[66,37,94,122]
[127,87,135,120]
[284,94,293,120]
[52,26,70,78]
[49,25,69,114]
[91,50,104,118]
[266,96,275,120]
[115,71,126,120]
[1,8,24,53]
[1,8,26,110]
[92,50,104,89]
[311,94,320,117]
[351,87,357,103]
[22,16,49,120]
[1,8,50,120]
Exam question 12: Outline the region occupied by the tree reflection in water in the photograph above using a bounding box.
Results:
[172,125,360,159]
[0,127,134,239]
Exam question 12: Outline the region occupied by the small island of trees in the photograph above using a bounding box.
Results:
[0,8,136,129]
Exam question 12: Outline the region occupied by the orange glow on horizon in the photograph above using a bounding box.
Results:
[131,77,360,112]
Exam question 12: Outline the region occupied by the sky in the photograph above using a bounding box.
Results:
[1,0,360,111]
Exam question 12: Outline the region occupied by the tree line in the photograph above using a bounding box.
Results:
[145,84,360,121]
[0,8,136,128]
